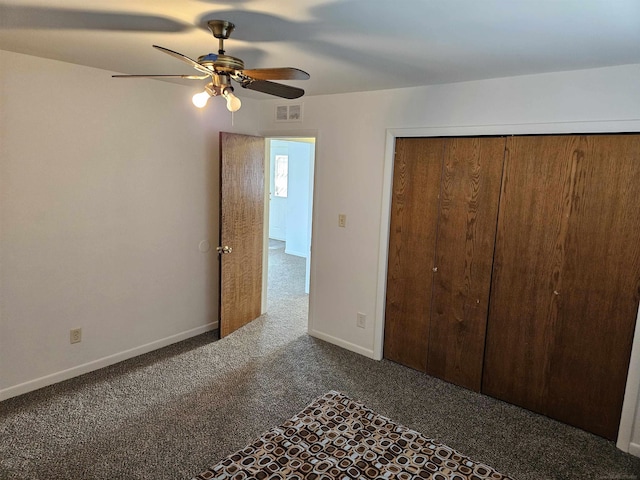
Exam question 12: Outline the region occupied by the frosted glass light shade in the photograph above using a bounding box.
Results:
[224,90,241,112]
[192,91,210,108]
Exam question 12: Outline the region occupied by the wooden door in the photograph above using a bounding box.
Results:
[219,132,265,337]
[384,137,444,371]
[483,134,640,439]
[545,134,640,439]
[426,137,505,391]
[483,135,570,413]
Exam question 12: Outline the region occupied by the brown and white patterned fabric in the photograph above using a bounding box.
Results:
[192,390,514,480]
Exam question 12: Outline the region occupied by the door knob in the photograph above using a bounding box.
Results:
[217,246,233,255]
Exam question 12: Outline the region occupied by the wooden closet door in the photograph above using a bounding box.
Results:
[384,137,444,371]
[483,135,571,413]
[544,134,640,439]
[484,134,640,439]
[426,137,505,391]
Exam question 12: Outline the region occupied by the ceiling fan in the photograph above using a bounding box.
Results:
[113,20,310,112]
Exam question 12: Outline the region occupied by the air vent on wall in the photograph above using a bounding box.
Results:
[275,103,303,122]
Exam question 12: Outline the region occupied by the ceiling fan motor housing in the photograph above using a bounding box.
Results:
[198,53,245,73]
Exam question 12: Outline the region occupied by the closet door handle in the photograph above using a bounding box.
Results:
[432,267,438,272]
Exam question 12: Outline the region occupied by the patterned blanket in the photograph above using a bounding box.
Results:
[192,390,514,480]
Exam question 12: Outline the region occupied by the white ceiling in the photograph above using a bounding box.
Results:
[1,0,640,99]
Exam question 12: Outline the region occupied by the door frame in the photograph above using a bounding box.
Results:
[377,120,640,452]
[260,130,319,323]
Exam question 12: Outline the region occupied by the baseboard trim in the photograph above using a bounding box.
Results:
[0,322,218,401]
[629,442,640,458]
[284,248,307,258]
[308,328,376,359]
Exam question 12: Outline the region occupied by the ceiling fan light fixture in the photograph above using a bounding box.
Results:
[223,87,241,112]
[192,90,211,108]
[192,83,241,112]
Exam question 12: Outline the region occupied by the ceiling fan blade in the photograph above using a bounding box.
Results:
[239,68,310,81]
[242,80,305,99]
[112,74,210,79]
[152,45,212,75]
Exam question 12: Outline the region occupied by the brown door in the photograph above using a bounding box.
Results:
[483,134,640,439]
[384,137,444,371]
[426,136,505,391]
[384,136,504,389]
[219,132,265,337]
[483,135,569,414]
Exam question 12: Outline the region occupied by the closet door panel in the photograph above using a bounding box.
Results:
[485,134,640,439]
[483,135,577,413]
[427,137,506,391]
[545,134,640,439]
[384,137,444,371]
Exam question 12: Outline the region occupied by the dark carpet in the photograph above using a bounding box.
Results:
[1,241,639,479]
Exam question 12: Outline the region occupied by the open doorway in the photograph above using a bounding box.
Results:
[263,137,315,323]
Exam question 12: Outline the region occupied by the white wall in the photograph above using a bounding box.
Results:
[256,64,640,451]
[283,141,313,258]
[0,50,261,399]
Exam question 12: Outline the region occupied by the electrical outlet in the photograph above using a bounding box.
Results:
[70,328,82,344]
[357,312,366,328]
[338,214,347,228]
